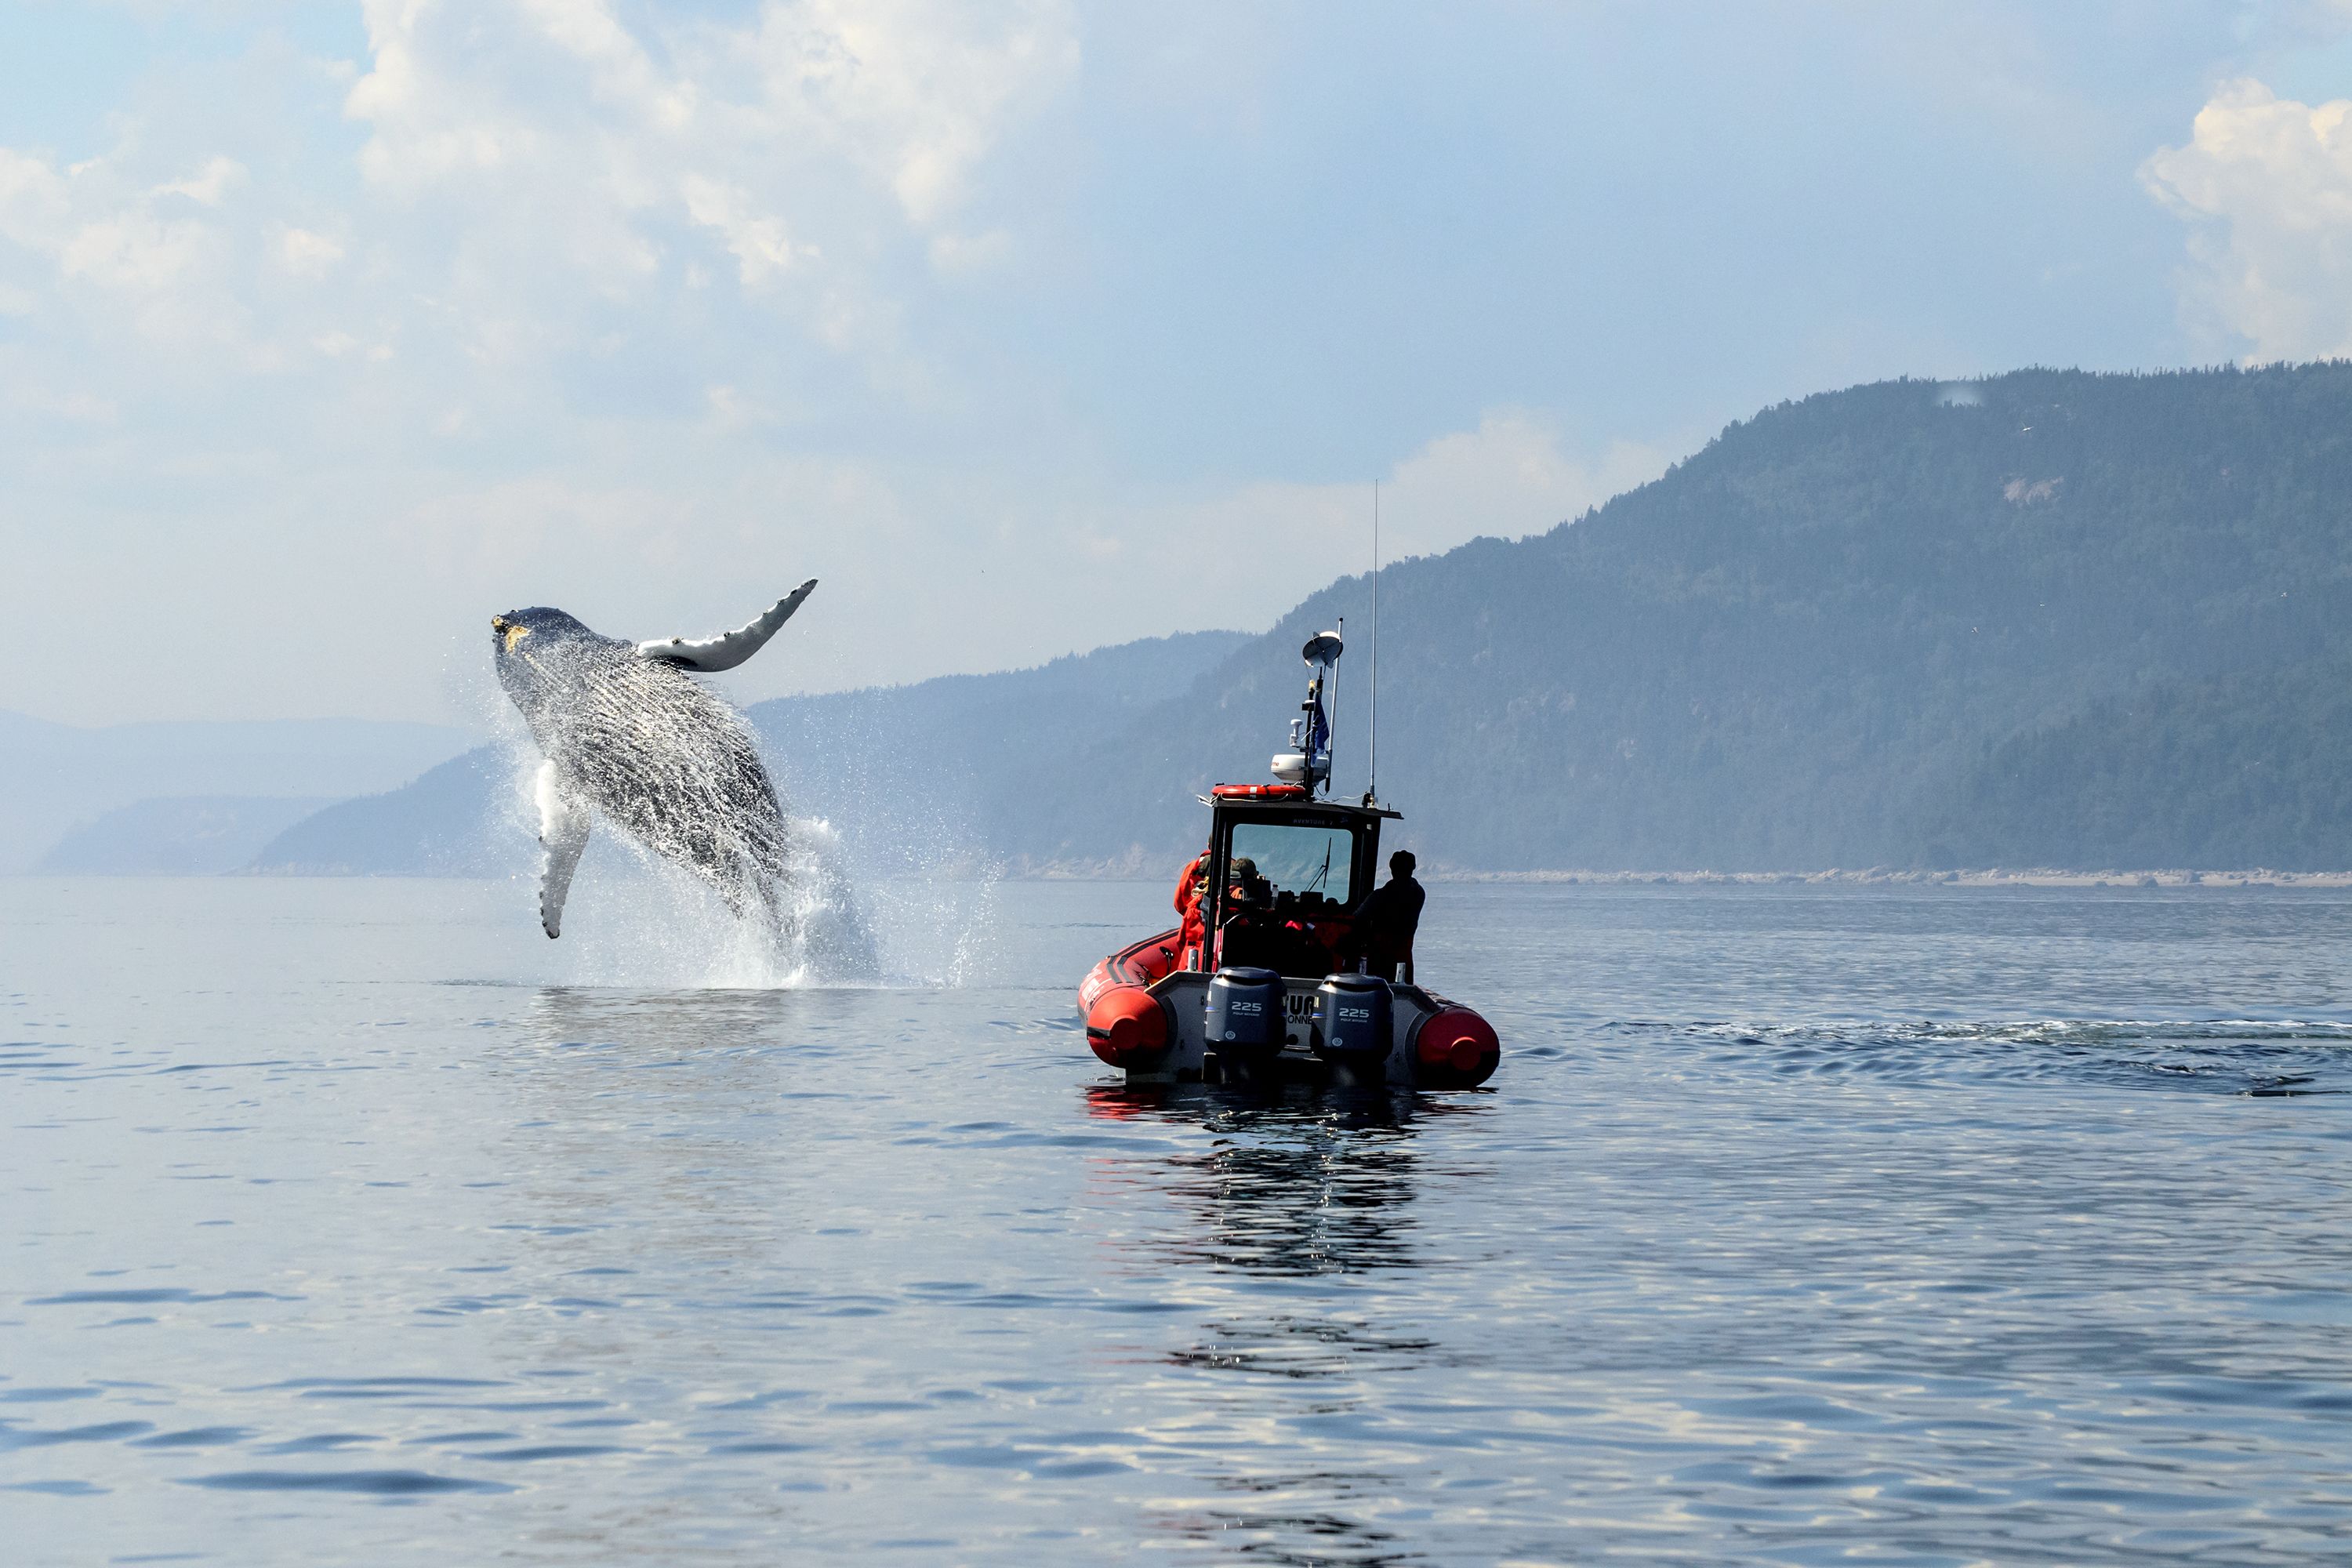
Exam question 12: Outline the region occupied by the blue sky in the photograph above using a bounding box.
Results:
[5,2,2352,724]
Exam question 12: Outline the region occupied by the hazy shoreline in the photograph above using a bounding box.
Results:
[997,861,2352,887]
[1430,867,2352,888]
[15,866,2352,889]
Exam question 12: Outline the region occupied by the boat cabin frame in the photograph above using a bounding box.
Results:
[1196,793,1402,976]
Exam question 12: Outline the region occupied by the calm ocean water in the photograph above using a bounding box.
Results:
[4,876,2350,1564]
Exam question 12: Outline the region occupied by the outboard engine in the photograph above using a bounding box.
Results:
[1206,966,1285,1081]
[1315,972,1391,1083]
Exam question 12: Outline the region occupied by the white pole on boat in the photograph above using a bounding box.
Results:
[1330,617,1342,798]
[1368,480,1380,808]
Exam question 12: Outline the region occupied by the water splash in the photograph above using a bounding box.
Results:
[457,628,996,989]
[495,797,887,988]
[484,729,993,990]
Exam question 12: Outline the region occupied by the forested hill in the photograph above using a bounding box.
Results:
[1010,364,2352,871]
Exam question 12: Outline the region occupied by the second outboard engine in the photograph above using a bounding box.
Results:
[1206,966,1285,1082]
[1315,972,1391,1083]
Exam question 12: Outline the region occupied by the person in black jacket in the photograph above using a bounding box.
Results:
[1352,850,1425,982]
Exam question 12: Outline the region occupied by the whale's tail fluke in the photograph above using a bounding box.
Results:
[637,579,818,672]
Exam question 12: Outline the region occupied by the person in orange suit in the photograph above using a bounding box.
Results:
[1173,853,1210,967]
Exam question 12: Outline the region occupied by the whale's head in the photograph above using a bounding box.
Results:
[490,605,596,655]
[490,607,608,713]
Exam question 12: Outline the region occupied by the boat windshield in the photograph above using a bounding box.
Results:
[1228,822,1356,906]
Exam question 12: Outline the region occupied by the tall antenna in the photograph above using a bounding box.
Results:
[1332,616,1343,798]
[1367,480,1380,806]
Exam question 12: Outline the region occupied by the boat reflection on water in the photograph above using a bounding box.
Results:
[1083,1082,1491,1359]
[1083,1083,1493,1557]
[1085,1083,1465,1278]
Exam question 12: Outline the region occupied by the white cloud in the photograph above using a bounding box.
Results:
[927,227,1011,274]
[0,144,251,350]
[155,156,247,206]
[0,0,1083,461]
[1387,412,1669,556]
[681,173,804,285]
[339,0,1076,330]
[6,386,118,423]
[1076,412,1673,635]
[704,383,770,429]
[2143,78,2352,360]
[3,3,1695,727]
[276,226,346,276]
[772,0,1082,225]
[0,147,74,248]
[57,212,209,291]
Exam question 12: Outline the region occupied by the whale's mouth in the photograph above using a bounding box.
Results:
[492,616,530,654]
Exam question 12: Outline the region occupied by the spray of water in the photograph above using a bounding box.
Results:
[526,817,1001,989]
[532,811,873,987]
[469,638,993,990]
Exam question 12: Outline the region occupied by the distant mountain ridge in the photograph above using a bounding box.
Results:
[0,712,477,873]
[38,797,332,876]
[42,362,2352,877]
[249,749,523,877]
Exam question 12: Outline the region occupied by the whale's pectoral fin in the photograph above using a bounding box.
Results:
[636,579,817,672]
[535,762,591,939]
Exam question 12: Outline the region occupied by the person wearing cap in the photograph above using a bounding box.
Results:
[1218,855,1277,967]
[1351,850,1425,982]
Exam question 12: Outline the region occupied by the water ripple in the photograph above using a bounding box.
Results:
[5,880,2352,1564]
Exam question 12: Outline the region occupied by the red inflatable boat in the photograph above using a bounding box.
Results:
[1077,628,1499,1089]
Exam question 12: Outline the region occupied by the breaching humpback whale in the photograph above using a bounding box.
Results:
[489,583,824,945]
